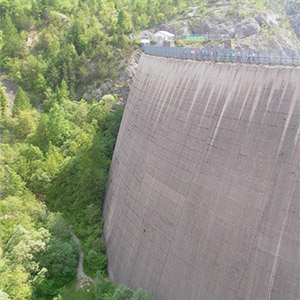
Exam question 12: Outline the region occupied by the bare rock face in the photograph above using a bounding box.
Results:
[254,10,280,27]
[234,18,260,38]
[211,21,235,37]
[160,22,190,36]
[95,87,103,99]
[116,50,141,102]
[191,15,231,35]
[0,71,18,110]
[285,0,300,38]
[156,0,299,53]
[104,54,300,300]
[83,50,141,103]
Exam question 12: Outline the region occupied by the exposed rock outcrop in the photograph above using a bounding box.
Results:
[234,18,260,39]
[152,0,300,54]
[0,71,18,110]
[82,50,141,103]
[285,0,300,38]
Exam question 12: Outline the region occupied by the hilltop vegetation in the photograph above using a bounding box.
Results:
[0,0,196,101]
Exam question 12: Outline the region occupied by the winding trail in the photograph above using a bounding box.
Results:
[71,231,93,287]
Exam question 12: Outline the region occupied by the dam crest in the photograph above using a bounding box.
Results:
[104,54,300,300]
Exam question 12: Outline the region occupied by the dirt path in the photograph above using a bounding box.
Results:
[71,231,93,289]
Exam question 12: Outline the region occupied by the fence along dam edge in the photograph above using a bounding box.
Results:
[103,54,300,300]
[142,45,300,66]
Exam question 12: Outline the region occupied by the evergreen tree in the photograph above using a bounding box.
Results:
[55,80,69,104]
[117,9,126,32]
[68,20,85,55]
[12,87,31,116]
[14,110,38,140]
[49,66,60,88]
[28,113,49,152]
[47,103,71,146]
[2,14,25,57]
[35,74,47,95]
[67,66,76,100]
[0,83,8,117]
[0,30,3,51]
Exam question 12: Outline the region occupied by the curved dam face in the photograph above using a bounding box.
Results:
[103,54,300,300]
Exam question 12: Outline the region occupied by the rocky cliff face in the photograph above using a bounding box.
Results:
[156,0,300,55]
[82,50,141,103]
[285,0,300,38]
[0,71,18,110]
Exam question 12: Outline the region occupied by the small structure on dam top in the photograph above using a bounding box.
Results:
[153,31,175,47]
[103,53,300,300]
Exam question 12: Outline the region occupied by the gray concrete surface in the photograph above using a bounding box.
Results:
[103,54,300,300]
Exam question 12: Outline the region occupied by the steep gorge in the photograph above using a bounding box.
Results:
[104,54,300,300]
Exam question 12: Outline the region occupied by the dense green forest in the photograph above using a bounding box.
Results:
[0,0,195,299]
[0,0,195,100]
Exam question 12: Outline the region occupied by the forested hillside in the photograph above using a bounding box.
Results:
[0,0,195,100]
[0,0,197,299]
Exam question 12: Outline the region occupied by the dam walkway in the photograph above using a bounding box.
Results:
[143,44,300,67]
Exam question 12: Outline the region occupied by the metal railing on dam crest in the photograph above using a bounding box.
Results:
[143,44,300,66]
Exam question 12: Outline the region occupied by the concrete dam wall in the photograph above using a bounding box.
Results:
[103,54,300,300]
